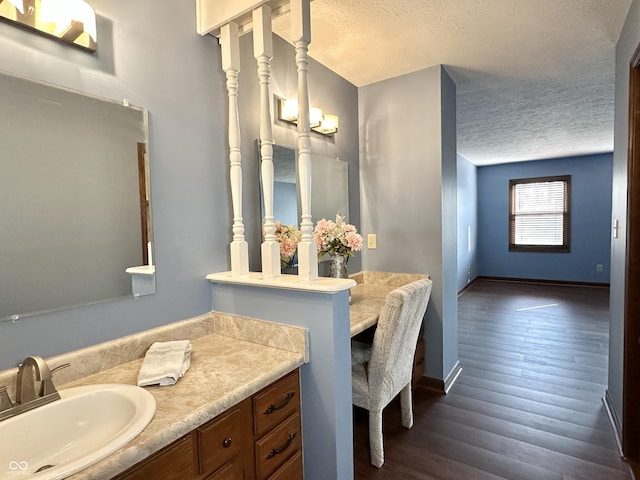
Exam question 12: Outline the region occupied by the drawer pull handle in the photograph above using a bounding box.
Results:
[264,392,295,415]
[222,437,232,448]
[266,432,296,459]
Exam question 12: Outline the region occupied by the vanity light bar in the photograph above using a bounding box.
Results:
[275,96,339,135]
[0,0,97,51]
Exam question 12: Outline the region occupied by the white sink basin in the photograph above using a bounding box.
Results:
[0,384,156,479]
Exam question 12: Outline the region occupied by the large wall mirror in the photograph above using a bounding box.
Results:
[260,142,349,258]
[0,69,154,321]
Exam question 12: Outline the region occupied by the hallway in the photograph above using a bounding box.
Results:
[354,279,631,479]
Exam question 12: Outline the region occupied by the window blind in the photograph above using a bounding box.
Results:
[509,176,570,252]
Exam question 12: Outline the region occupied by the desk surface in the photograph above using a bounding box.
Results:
[348,271,428,337]
[349,283,395,337]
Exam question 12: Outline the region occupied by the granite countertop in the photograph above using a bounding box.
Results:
[349,283,396,337]
[0,312,308,480]
[348,271,428,337]
[68,332,305,479]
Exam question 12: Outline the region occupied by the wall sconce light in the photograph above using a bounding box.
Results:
[0,0,97,52]
[276,96,339,136]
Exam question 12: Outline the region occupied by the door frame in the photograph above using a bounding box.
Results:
[623,40,640,463]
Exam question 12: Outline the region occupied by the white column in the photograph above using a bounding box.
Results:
[291,0,318,281]
[253,5,280,279]
[220,22,249,275]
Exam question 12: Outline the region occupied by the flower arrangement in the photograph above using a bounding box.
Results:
[313,214,363,258]
[274,221,302,266]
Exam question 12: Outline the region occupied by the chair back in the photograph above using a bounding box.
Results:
[367,278,432,411]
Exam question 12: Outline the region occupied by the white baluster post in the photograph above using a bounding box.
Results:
[253,5,280,279]
[220,22,249,275]
[291,0,318,281]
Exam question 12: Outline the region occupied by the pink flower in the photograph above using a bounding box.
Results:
[272,221,301,263]
[346,231,363,251]
[280,239,297,257]
[313,214,363,257]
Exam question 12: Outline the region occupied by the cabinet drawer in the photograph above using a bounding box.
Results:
[255,413,302,480]
[205,456,245,480]
[253,370,300,438]
[267,450,303,480]
[197,398,251,476]
[113,434,194,480]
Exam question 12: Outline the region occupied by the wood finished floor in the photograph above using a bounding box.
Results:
[354,279,632,480]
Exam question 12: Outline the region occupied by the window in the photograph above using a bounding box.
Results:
[509,175,570,253]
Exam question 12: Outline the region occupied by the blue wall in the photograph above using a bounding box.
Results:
[0,1,228,370]
[358,65,459,381]
[477,153,613,283]
[0,2,360,371]
[457,154,478,291]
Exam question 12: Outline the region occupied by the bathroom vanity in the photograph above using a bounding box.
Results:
[0,313,307,479]
[113,370,302,480]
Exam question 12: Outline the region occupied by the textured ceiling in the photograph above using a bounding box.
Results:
[272,0,632,165]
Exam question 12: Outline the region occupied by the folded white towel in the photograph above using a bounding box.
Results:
[137,340,192,387]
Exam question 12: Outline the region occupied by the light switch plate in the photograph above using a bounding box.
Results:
[367,234,377,249]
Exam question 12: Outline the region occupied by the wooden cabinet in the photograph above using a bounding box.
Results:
[112,369,302,480]
[412,321,426,389]
[113,399,251,480]
[197,399,252,478]
[254,413,301,479]
[205,456,245,480]
[253,369,300,437]
[253,370,302,480]
[267,451,303,480]
[113,434,196,480]
[412,337,425,389]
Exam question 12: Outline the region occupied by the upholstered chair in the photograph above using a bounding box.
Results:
[351,278,432,467]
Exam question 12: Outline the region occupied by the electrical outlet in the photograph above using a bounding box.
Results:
[596,264,604,272]
[367,234,377,249]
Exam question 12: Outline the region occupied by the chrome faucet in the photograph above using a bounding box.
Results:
[0,356,69,421]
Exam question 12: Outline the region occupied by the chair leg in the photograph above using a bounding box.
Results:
[400,383,413,429]
[369,410,384,467]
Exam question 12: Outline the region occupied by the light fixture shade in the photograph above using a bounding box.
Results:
[281,98,299,122]
[40,0,97,43]
[276,96,338,136]
[310,107,323,128]
[317,114,339,134]
[6,0,24,14]
[0,0,97,51]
